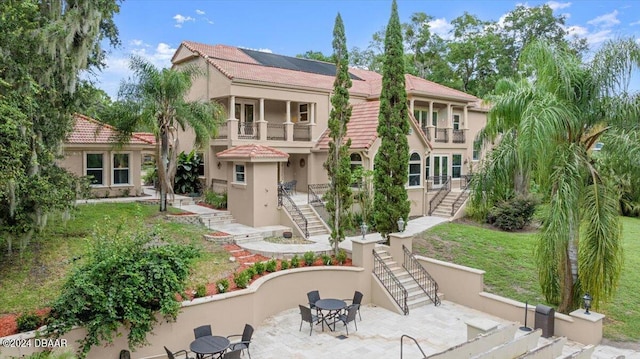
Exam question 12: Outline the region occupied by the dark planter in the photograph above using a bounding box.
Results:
[283,231,293,239]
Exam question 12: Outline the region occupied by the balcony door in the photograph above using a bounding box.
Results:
[432,155,448,187]
[235,102,255,136]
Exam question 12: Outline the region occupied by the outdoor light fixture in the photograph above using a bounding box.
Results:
[360,222,368,240]
[583,293,592,315]
[217,162,221,169]
[397,218,405,232]
[286,159,291,167]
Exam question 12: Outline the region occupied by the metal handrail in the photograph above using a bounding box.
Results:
[402,245,441,306]
[428,176,451,215]
[451,174,472,216]
[373,249,409,315]
[452,129,466,143]
[307,184,331,226]
[400,334,428,359]
[434,128,448,143]
[278,185,308,238]
[266,123,286,140]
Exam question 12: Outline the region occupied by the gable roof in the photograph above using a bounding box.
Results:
[66,114,155,145]
[316,101,431,151]
[217,144,289,162]
[174,41,480,103]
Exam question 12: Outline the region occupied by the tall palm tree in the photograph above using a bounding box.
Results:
[112,56,224,211]
[470,39,640,312]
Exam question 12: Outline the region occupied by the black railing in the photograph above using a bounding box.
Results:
[400,334,428,359]
[426,176,451,191]
[293,123,311,141]
[266,123,286,140]
[428,176,451,215]
[373,249,409,315]
[451,174,472,216]
[278,185,308,238]
[238,122,259,139]
[420,126,431,141]
[434,128,448,143]
[452,129,466,143]
[308,184,331,226]
[402,245,441,306]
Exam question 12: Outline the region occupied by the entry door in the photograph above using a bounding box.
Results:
[432,155,448,187]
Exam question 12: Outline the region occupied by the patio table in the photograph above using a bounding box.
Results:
[315,298,347,331]
[189,335,230,359]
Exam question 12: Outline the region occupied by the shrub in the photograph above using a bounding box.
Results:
[290,255,300,268]
[303,251,316,266]
[204,190,228,209]
[280,259,290,270]
[174,150,203,194]
[486,195,538,231]
[336,249,347,265]
[17,312,41,332]
[244,265,257,279]
[321,254,333,266]
[265,258,277,273]
[254,261,266,275]
[234,271,250,289]
[143,167,158,187]
[216,279,230,294]
[194,284,207,298]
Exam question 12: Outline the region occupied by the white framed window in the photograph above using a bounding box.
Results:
[453,114,461,130]
[413,109,428,127]
[234,163,246,183]
[432,111,438,127]
[425,155,430,179]
[86,153,104,185]
[473,140,481,161]
[452,154,462,179]
[299,103,309,122]
[197,152,205,177]
[408,152,421,187]
[112,153,130,185]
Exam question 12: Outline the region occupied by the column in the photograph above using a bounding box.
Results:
[388,232,413,265]
[426,101,434,141]
[410,98,415,114]
[258,98,266,141]
[229,96,238,141]
[463,105,468,130]
[285,100,293,141]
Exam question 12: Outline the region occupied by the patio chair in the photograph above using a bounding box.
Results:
[164,346,194,359]
[227,324,254,359]
[221,349,243,359]
[307,290,321,312]
[299,304,319,336]
[343,290,363,321]
[337,304,359,335]
[193,324,212,339]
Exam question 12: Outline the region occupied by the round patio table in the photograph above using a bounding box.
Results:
[189,335,230,359]
[315,298,347,331]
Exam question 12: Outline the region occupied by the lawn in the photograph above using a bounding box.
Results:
[0,202,238,315]
[413,217,640,342]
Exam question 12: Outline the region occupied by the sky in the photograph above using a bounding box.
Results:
[93,0,640,98]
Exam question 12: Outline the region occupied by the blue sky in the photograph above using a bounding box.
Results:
[94,0,640,98]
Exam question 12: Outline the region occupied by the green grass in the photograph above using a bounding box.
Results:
[0,202,237,315]
[414,217,640,342]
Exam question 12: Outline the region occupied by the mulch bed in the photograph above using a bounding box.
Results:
[197,202,226,210]
[0,308,50,338]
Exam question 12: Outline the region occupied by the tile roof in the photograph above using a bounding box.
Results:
[66,114,155,145]
[217,144,289,160]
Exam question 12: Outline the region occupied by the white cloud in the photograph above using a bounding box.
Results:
[631,20,640,26]
[586,29,613,46]
[565,25,588,37]
[587,10,620,28]
[173,14,195,28]
[428,18,454,40]
[196,9,205,15]
[129,39,145,47]
[546,1,571,11]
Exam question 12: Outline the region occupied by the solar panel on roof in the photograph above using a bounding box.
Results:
[240,48,362,81]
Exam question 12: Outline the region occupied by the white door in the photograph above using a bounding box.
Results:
[432,155,448,187]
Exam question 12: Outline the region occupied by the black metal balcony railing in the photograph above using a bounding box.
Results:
[238,122,259,140]
[292,123,311,141]
[434,128,448,143]
[452,129,465,143]
[428,176,451,215]
[402,245,441,306]
[266,123,286,140]
[373,249,409,315]
[278,184,308,238]
[420,126,431,141]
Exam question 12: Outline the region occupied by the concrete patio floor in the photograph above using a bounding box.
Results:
[248,301,640,359]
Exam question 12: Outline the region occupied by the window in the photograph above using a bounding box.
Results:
[473,140,481,161]
[413,109,427,127]
[233,101,255,123]
[86,153,104,185]
[350,153,363,187]
[453,114,460,130]
[452,154,462,179]
[234,164,246,183]
[113,153,130,185]
[299,103,308,122]
[425,155,430,179]
[197,152,205,177]
[408,152,421,187]
[432,111,438,127]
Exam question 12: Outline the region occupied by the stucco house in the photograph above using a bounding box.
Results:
[58,114,155,198]
[172,41,488,236]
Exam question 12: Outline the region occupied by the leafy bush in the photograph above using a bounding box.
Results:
[46,215,200,358]
[290,255,300,268]
[486,195,538,231]
[265,258,277,273]
[234,271,250,289]
[321,254,333,266]
[216,278,230,294]
[280,259,290,270]
[194,284,207,298]
[244,265,256,279]
[336,249,347,265]
[174,150,203,194]
[303,251,316,266]
[204,190,228,209]
[17,312,41,332]
[143,167,158,188]
[254,261,266,275]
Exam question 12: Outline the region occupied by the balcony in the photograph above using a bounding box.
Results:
[267,123,286,140]
[238,122,259,140]
[434,128,448,143]
[452,129,466,143]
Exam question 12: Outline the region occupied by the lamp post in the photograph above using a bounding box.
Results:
[583,293,592,315]
[397,217,405,232]
[360,222,368,240]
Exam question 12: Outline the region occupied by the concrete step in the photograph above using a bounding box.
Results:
[234,233,264,244]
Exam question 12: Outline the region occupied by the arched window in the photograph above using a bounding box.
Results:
[350,153,363,188]
[408,152,421,187]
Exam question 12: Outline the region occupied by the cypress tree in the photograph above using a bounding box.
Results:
[373,0,410,239]
[324,13,353,254]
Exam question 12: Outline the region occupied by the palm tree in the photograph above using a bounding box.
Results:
[112,56,224,211]
[470,38,640,312]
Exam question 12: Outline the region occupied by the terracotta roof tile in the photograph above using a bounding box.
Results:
[66,114,155,145]
[405,74,478,101]
[217,144,289,160]
[316,102,381,150]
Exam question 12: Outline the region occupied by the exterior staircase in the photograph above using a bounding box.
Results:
[199,211,237,227]
[299,204,330,237]
[430,190,469,218]
[374,247,436,310]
